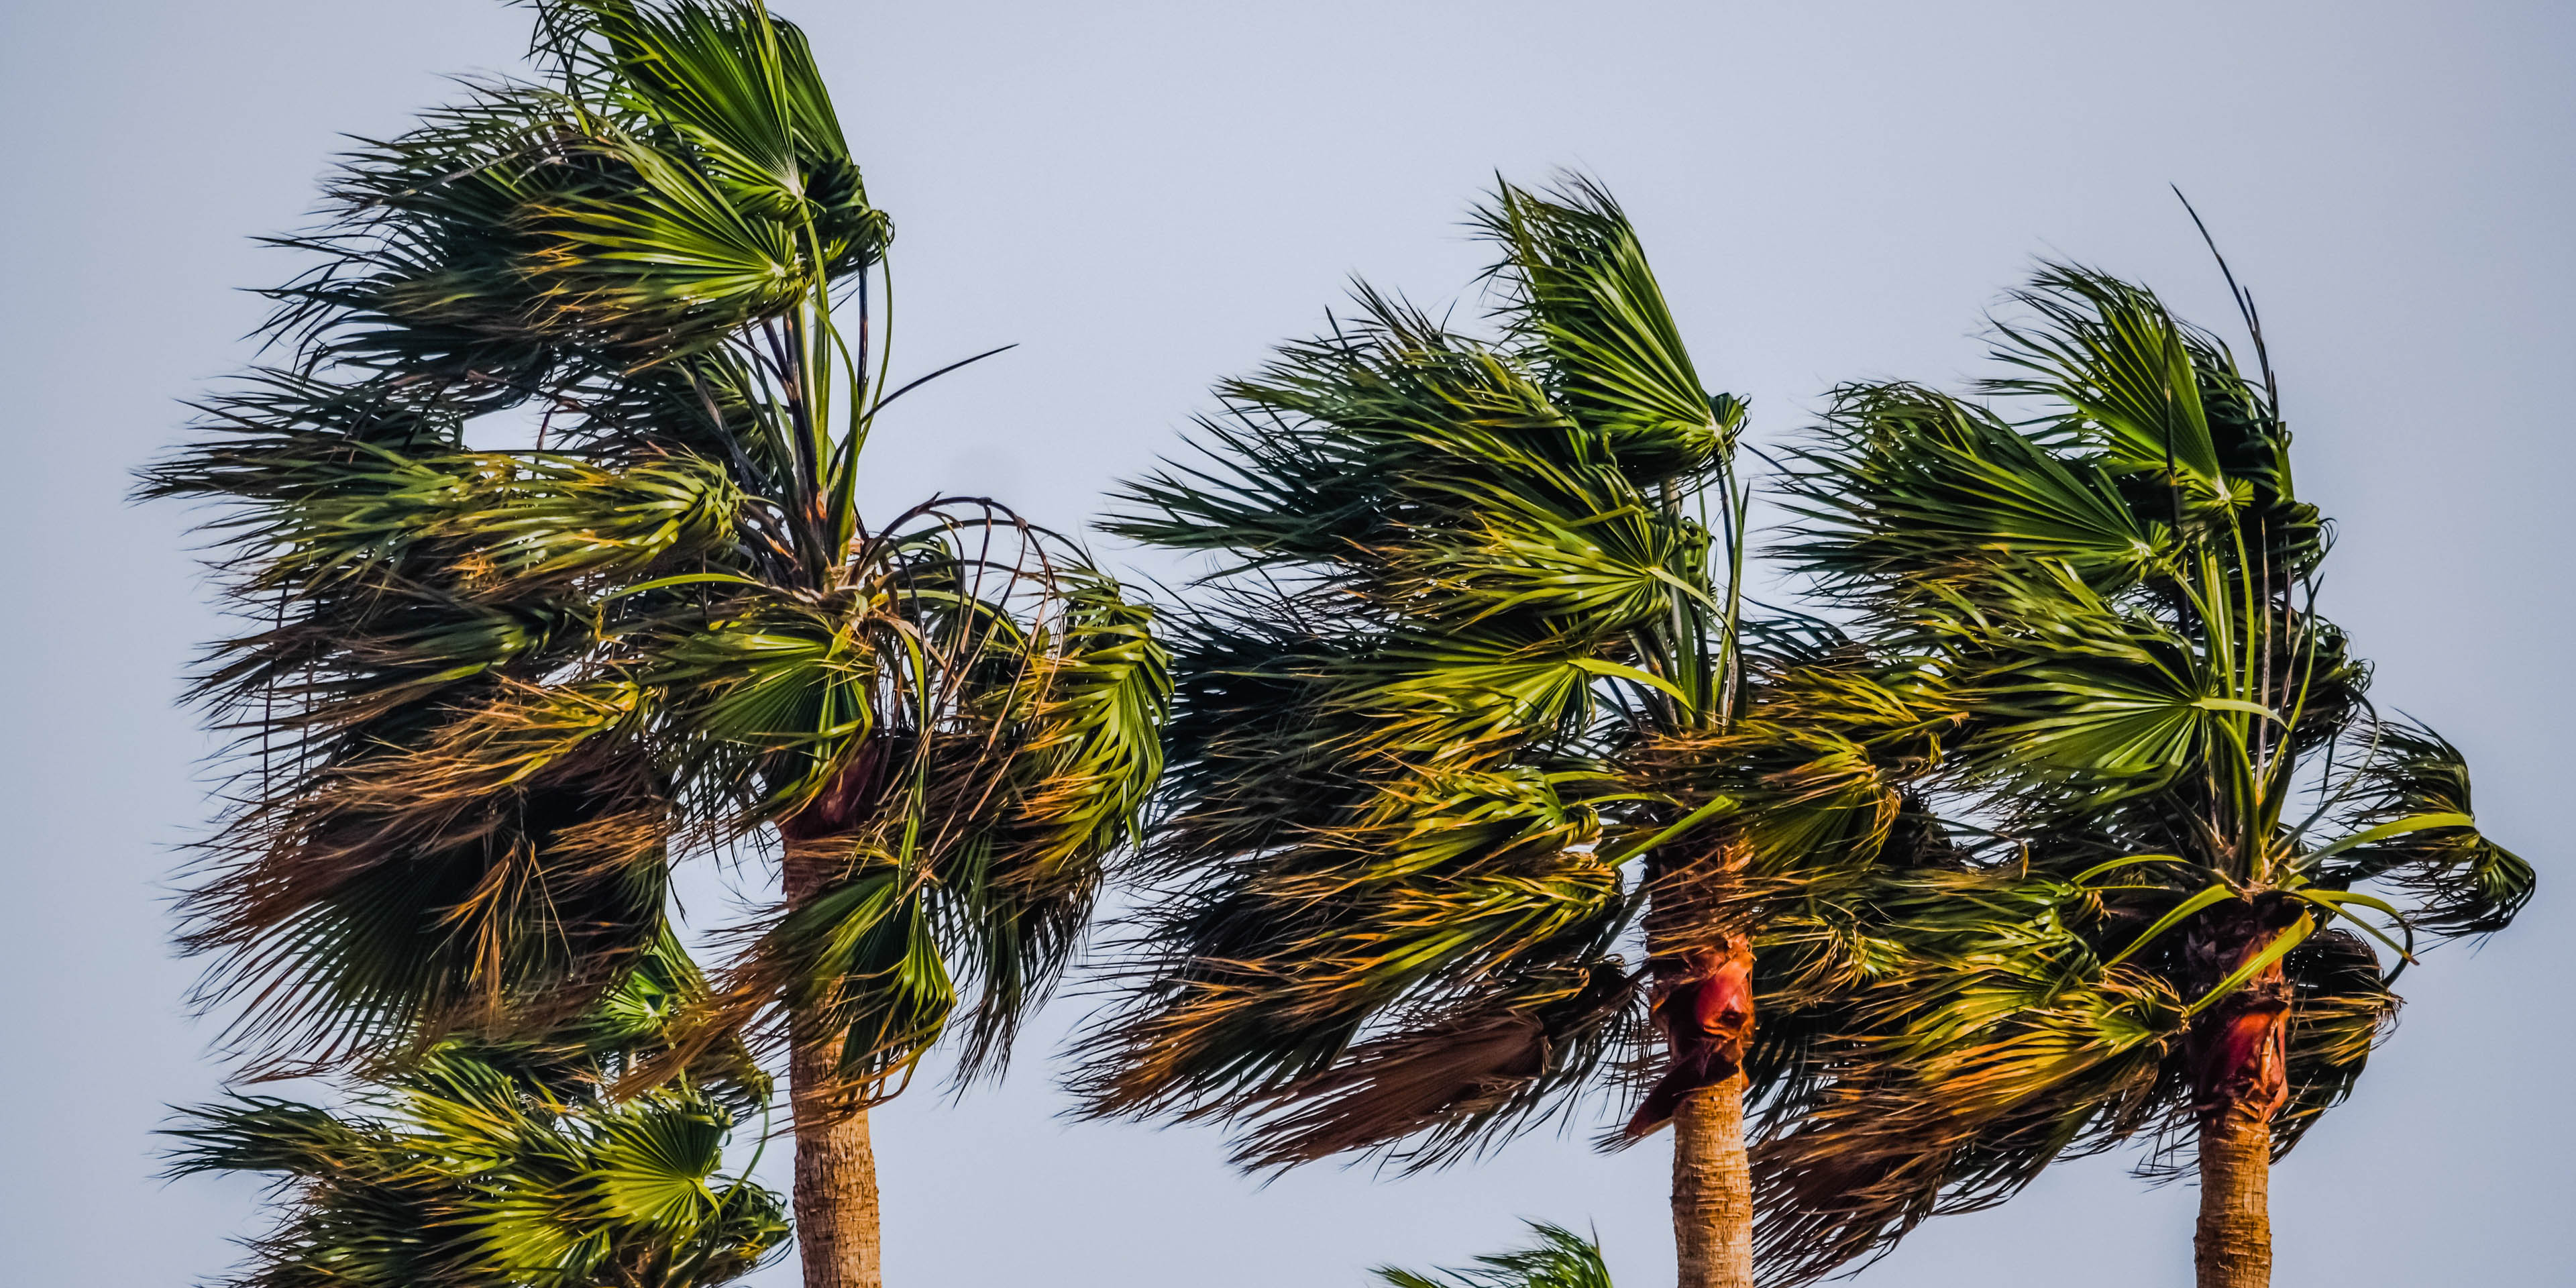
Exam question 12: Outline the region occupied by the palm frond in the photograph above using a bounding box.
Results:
[1478,175,1731,482]
[167,935,778,1288]
[2317,718,2532,938]
[169,1051,785,1288]
[1377,1222,1616,1288]
[1750,871,2185,1286]
[1780,382,2163,592]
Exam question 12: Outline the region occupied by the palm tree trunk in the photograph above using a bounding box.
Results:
[1672,1069,1755,1288]
[1638,826,1758,1288]
[2194,1110,2270,1288]
[788,1024,884,1288]
[780,765,891,1288]
[2182,894,2298,1288]
[1629,916,1757,1288]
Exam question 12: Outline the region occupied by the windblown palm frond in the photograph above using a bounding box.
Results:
[1076,178,1925,1179]
[143,0,1166,1102]
[166,941,783,1288]
[1748,261,2526,1285]
[170,1059,784,1288]
[1377,1222,1616,1288]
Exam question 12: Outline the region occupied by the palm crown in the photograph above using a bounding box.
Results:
[1746,262,2532,1283]
[1377,1223,1616,1288]
[142,0,1166,1096]
[1071,180,1992,1260]
[1077,178,1770,1169]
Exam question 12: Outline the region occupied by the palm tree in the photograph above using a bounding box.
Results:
[167,941,788,1288]
[1075,178,1933,1288]
[140,5,1167,1287]
[1749,260,2532,1287]
[1377,1223,1615,1288]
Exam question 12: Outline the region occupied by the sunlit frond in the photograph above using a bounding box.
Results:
[1378,1222,1617,1288]
[168,1051,784,1288]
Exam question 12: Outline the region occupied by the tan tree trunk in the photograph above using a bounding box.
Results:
[1672,1069,1755,1288]
[2182,895,2298,1288]
[780,776,890,1288]
[788,1027,884,1288]
[2194,1110,2271,1288]
[1638,842,1758,1288]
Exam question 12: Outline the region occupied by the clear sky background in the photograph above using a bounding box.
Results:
[3,1,2569,1283]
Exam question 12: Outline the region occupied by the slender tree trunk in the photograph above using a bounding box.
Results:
[1629,906,1757,1288]
[1672,1069,1755,1288]
[780,757,891,1288]
[2182,894,2298,1288]
[788,1023,884,1288]
[2195,1110,2271,1288]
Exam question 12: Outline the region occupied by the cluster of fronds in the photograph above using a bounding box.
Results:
[148,7,2534,1281]
[143,0,1165,1102]
[1736,261,2532,1284]
[170,1059,784,1288]
[167,938,785,1288]
[1078,179,1945,1172]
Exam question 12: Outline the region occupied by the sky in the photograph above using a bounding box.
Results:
[3,1,2570,1284]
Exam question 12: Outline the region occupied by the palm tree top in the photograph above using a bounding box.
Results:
[1077,177,1945,1182]
[1745,258,2532,1284]
[166,933,784,1288]
[140,0,1167,1099]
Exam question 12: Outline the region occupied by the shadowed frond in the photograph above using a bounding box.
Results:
[2315,718,2532,938]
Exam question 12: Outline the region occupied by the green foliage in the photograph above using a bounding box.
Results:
[166,938,782,1288]
[1748,262,2529,1284]
[168,1056,784,1288]
[144,0,1167,1104]
[1079,178,1925,1174]
[1377,1222,1615,1288]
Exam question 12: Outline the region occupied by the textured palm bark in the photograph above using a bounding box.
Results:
[788,1033,883,1288]
[1630,924,1756,1288]
[2195,1110,2271,1288]
[781,893,888,1288]
[780,747,891,1288]
[1672,1070,1756,1288]
[2182,894,2298,1288]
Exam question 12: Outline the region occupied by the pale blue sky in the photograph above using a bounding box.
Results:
[3,2,2569,1284]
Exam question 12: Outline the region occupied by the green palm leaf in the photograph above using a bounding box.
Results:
[1379,1222,1617,1288]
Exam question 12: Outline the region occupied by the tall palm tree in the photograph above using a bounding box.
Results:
[168,940,788,1288]
[141,6,1166,1287]
[1076,178,1934,1288]
[1748,261,2532,1287]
